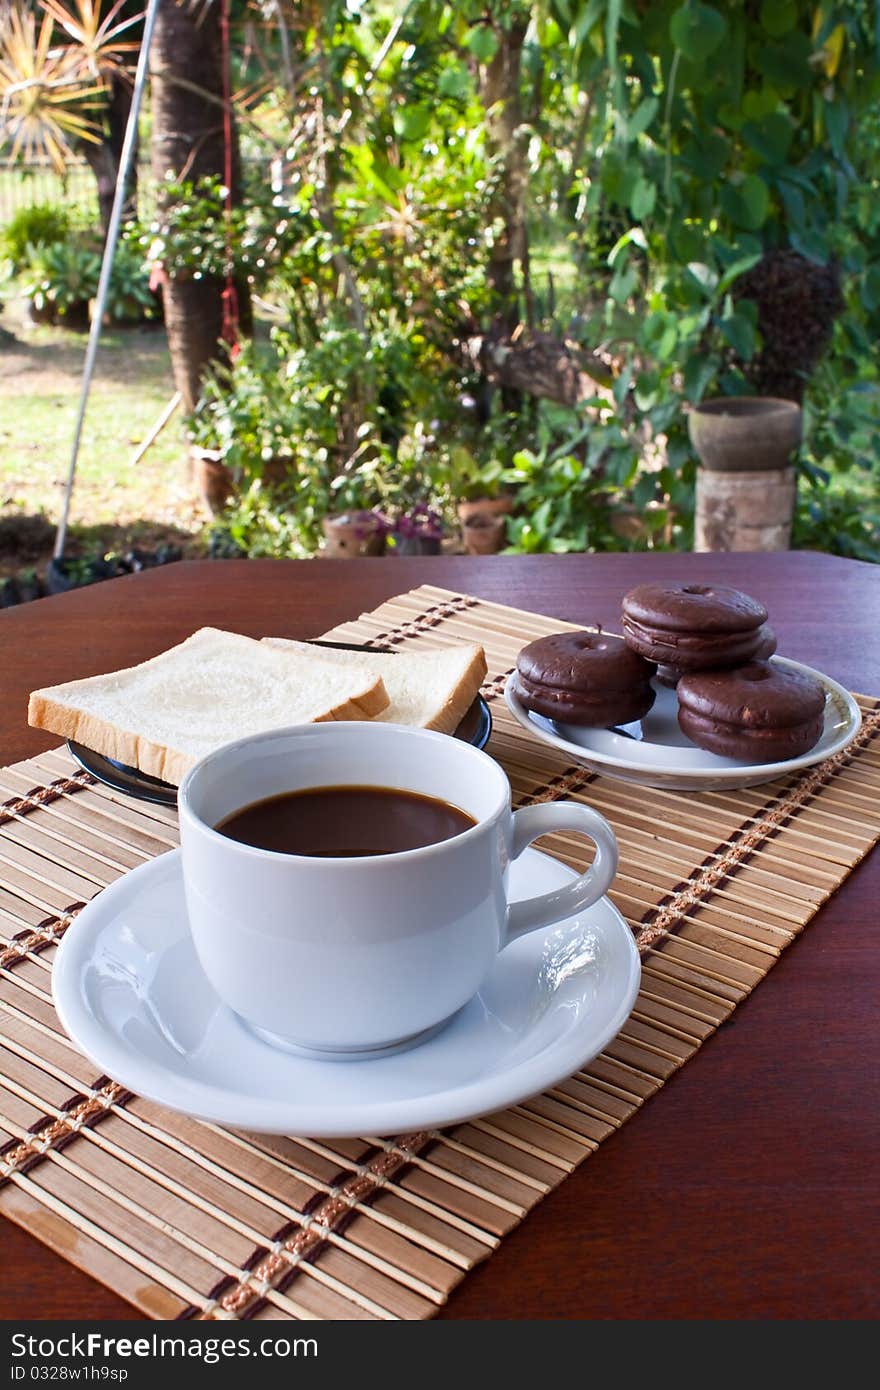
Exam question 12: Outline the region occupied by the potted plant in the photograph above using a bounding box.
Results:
[687,396,803,551]
[388,503,445,556]
[21,240,101,329]
[687,250,843,553]
[447,445,515,554]
[459,510,508,555]
[189,349,297,515]
[322,507,388,557]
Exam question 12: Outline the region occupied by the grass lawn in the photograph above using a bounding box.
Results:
[0,292,210,579]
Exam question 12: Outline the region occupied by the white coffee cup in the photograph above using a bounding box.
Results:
[178,722,618,1058]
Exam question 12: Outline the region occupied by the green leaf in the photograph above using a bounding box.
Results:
[607,0,623,70]
[464,25,499,64]
[741,87,783,122]
[752,34,812,90]
[627,95,659,141]
[824,100,849,161]
[630,177,656,220]
[642,313,679,361]
[741,113,794,165]
[685,261,718,296]
[437,63,471,100]
[669,3,727,62]
[789,227,832,263]
[683,354,718,402]
[777,176,806,230]
[634,371,659,410]
[681,131,730,181]
[719,310,757,360]
[862,266,880,312]
[720,174,770,230]
[609,264,638,303]
[394,105,431,142]
[759,0,797,37]
[716,251,762,295]
[572,0,604,45]
[669,224,706,263]
[607,226,648,266]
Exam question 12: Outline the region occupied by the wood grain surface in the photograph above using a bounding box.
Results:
[1,551,878,1320]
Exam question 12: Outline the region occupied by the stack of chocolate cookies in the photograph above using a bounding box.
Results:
[620,582,825,760]
[512,581,827,763]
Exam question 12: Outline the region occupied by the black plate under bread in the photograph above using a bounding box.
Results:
[67,640,493,806]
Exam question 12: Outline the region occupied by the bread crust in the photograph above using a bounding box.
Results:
[262,638,488,735]
[420,645,488,733]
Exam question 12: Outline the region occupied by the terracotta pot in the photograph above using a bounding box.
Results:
[456,494,515,526]
[687,397,802,473]
[190,447,235,515]
[322,511,387,558]
[462,513,507,555]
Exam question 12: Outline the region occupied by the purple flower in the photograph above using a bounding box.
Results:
[393,504,444,540]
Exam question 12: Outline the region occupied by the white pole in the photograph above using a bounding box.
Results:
[53,0,163,561]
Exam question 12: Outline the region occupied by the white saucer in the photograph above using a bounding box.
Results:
[52,848,641,1137]
[505,656,861,791]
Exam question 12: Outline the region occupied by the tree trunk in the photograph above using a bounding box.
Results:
[149,0,251,414]
[80,75,138,241]
[478,17,530,339]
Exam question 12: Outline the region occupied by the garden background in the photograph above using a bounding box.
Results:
[1,0,878,594]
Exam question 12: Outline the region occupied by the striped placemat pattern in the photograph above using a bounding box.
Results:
[1,583,878,1319]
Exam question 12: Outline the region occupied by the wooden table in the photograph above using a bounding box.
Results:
[1,551,878,1320]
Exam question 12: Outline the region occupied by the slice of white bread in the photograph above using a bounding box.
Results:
[27,627,389,786]
[262,638,487,735]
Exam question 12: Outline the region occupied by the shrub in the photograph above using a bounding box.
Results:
[19,232,155,326]
[20,239,101,322]
[2,203,71,270]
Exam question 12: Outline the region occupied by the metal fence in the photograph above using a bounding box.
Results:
[0,160,158,228]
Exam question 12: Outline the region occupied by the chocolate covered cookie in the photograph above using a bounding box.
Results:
[514,630,656,727]
[657,623,777,687]
[622,582,768,673]
[677,661,826,761]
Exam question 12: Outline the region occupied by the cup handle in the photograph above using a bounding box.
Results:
[504,802,619,946]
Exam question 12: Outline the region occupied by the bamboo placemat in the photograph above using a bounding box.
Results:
[1,584,878,1320]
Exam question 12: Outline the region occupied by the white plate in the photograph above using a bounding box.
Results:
[504,656,861,791]
[52,848,641,1137]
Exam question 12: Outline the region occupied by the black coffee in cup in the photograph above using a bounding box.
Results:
[216,785,476,858]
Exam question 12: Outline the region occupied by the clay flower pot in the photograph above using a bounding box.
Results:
[322,511,387,558]
[687,397,802,473]
[462,512,508,555]
[190,447,236,515]
[689,398,803,553]
[456,494,515,526]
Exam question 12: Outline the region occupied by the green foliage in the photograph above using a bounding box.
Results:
[197,0,880,558]
[793,341,880,562]
[536,0,879,542]
[208,486,313,561]
[20,239,101,319]
[2,202,71,269]
[19,230,154,324]
[136,175,302,290]
[102,238,157,322]
[192,321,458,554]
[499,447,620,554]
